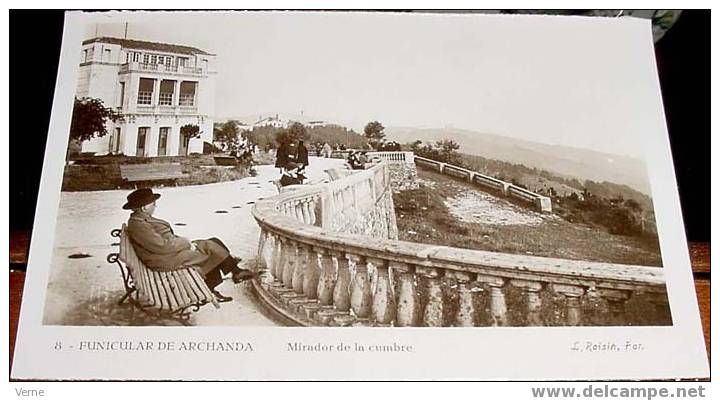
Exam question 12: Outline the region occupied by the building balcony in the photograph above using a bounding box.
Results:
[134,104,199,115]
[119,62,204,76]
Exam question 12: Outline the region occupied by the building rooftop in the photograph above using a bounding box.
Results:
[82,37,214,56]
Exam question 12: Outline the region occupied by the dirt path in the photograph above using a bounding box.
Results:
[43,157,345,326]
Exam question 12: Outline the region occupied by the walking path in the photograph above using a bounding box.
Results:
[43,157,345,326]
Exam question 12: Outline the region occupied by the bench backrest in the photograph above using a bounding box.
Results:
[120,163,185,182]
[119,224,219,312]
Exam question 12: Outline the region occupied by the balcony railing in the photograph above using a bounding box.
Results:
[251,161,669,327]
[119,62,204,75]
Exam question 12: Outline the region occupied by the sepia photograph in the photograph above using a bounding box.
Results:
[10,10,709,381]
[39,11,674,328]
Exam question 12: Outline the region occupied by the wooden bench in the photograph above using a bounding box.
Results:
[213,155,239,166]
[119,163,185,185]
[107,225,219,323]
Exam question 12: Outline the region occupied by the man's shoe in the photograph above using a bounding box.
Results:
[232,269,256,283]
[212,290,233,303]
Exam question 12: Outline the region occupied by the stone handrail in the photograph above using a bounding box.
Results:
[251,162,668,327]
[414,155,552,213]
[329,150,414,164]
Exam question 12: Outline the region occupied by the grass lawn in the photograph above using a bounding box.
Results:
[394,168,662,267]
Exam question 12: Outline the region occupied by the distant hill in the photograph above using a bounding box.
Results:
[387,126,651,195]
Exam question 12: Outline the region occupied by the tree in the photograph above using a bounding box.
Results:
[363,120,386,150]
[181,124,202,139]
[275,122,307,145]
[436,139,460,153]
[409,140,423,152]
[213,120,240,153]
[69,97,120,142]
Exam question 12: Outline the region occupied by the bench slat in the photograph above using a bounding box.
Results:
[188,269,220,309]
[182,269,208,304]
[120,227,152,304]
[161,272,182,311]
[151,271,172,311]
[170,271,194,307]
[145,270,163,309]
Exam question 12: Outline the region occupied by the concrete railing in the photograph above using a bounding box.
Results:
[251,162,669,327]
[414,155,552,213]
[329,150,414,164]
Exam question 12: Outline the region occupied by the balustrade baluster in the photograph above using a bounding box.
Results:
[447,271,478,327]
[394,262,419,327]
[307,198,317,225]
[301,200,311,224]
[316,248,336,306]
[292,244,309,294]
[511,279,544,326]
[273,237,286,282]
[282,240,297,288]
[348,254,372,319]
[256,229,268,269]
[293,201,302,221]
[332,251,351,312]
[552,284,586,326]
[597,288,632,326]
[477,275,508,326]
[418,267,445,327]
[303,247,321,299]
[370,258,395,325]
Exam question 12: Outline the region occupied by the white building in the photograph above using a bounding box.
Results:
[251,114,330,130]
[76,37,217,156]
[252,114,289,129]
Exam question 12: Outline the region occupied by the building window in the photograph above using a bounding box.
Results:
[179,81,197,106]
[133,52,140,62]
[137,78,154,105]
[119,82,125,107]
[177,57,187,67]
[125,52,130,63]
[83,49,88,62]
[159,80,175,106]
[158,127,170,156]
[143,54,149,64]
[110,127,121,153]
[136,127,149,156]
[150,55,157,64]
[104,49,112,62]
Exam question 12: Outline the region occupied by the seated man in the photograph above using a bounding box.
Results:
[279,168,306,187]
[123,188,254,303]
[347,150,365,170]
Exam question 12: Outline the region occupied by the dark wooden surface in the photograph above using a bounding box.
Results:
[8,231,710,373]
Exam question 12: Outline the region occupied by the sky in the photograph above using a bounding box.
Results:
[82,11,665,159]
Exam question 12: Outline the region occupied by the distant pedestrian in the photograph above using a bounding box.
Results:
[322,143,332,158]
[296,140,309,168]
[275,141,291,170]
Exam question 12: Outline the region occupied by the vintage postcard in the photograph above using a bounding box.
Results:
[11,10,708,380]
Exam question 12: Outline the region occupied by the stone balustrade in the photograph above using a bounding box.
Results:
[414,155,552,213]
[251,162,669,327]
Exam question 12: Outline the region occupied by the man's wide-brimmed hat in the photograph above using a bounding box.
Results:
[123,188,161,210]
